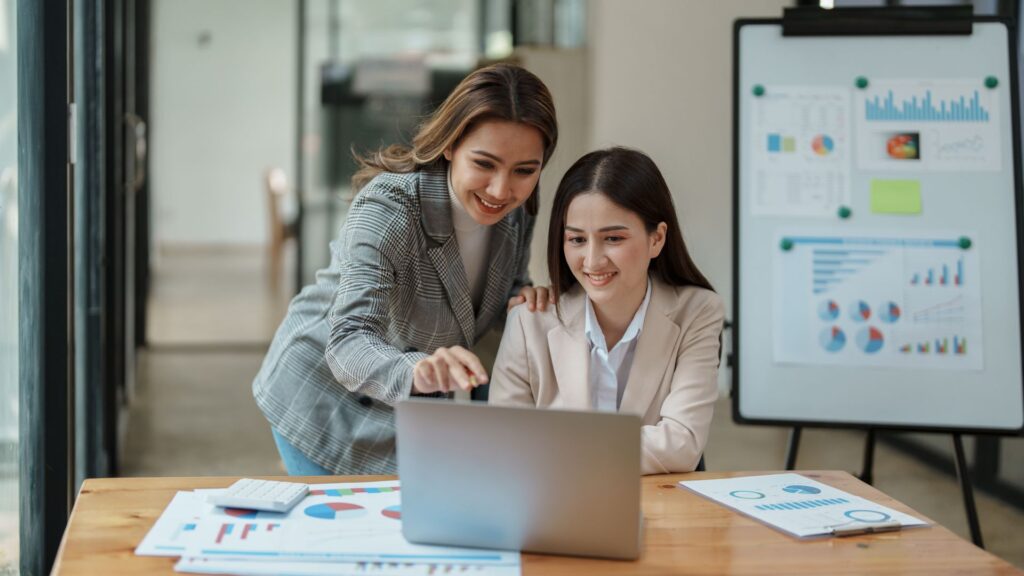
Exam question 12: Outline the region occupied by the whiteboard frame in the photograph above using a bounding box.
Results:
[730,17,1024,435]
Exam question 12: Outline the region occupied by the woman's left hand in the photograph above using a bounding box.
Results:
[507,285,556,312]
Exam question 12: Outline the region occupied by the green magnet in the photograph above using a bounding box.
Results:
[752,84,765,97]
[838,206,852,219]
[855,76,869,89]
[958,236,972,249]
[781,238,794,251]
[985,76,998,89]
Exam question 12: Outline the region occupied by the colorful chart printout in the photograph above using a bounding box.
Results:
[182,481,519,566]
[680,473,927,538]
[773,230,983,370]
[751,87,851,217]
[138,485,521,575]
[855,80,1001,172]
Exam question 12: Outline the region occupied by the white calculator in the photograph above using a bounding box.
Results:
[209,478,309,513]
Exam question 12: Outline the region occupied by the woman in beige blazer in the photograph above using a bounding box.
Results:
[490,147,724,474]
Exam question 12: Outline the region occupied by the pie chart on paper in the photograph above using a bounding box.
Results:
[782,485,821,495]
[879,302,901,324]
[856,327,885,354]
[819,326,846,353]
[850,300,871,322]
[224,508,259,519]
[818,299,840,321]
[812,134,834,156]
[304,502,367,520]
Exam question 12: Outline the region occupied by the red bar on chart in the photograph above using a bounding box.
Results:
[216,523,233,544]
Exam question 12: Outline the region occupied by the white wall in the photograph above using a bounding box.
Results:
[516,47,589,286]
[151,0,295,246]
[587,0,790,318]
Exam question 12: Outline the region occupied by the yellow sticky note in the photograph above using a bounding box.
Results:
[870,180,921,215]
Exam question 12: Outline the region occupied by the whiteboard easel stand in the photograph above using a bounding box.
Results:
[734,5,1013,550]
[784,426,873,484]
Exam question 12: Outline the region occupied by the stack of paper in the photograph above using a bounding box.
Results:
[135,480,520,576]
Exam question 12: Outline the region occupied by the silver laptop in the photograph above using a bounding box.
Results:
[396,399,642,560]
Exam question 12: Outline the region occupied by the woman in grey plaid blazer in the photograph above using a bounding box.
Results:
[253,64,559,474]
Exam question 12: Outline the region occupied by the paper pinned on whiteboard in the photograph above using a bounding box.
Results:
[750,86,852,217]
[855,79,1001,172]
[772,229,983,370]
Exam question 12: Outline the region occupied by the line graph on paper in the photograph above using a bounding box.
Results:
[910,295,966,324]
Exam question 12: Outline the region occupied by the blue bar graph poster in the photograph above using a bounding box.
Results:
[773,229,983,370]
[751,87,851,217]
[855,80,1000,172]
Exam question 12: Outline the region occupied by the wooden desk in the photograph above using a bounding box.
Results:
[53,471,1022,575]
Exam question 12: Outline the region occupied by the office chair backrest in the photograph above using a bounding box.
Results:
[264,168,295,291]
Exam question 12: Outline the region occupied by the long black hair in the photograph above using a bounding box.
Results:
[547,146,714,299]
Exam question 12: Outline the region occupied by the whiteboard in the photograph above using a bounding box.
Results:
[734,20,1024,432]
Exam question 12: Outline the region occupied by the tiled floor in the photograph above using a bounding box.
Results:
[123,245,288,477]
[123,246,1024,569]
[145,245,292,346]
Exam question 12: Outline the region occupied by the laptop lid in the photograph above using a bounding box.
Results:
[396,399,642,559]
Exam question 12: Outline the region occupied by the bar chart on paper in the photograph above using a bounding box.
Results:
[755,498,849,511]
[910,256,965,287]
[774,230,983,370]
[134,491,206,557]
[865,89,991,122]
[214,522,282,545]
[855,80,1001,171]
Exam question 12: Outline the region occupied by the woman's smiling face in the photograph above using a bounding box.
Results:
[444,120,545,226]
[563,191,666,308]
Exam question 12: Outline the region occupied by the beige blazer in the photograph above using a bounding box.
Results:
[490,278,724,474]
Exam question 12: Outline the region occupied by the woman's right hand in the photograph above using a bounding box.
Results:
[412,346,489,394]
[507,284,556,312]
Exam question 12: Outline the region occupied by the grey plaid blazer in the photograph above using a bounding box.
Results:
[253,165,535,474]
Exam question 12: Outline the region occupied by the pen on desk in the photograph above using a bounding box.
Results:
[831,521,902,537]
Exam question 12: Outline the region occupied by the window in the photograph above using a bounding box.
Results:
[0,0,18,572]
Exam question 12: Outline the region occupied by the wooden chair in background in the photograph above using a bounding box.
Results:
[265,168,296,293]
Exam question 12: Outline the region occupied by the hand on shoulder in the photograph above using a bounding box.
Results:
[507,285,557,312]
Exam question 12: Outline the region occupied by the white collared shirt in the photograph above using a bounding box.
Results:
[584,280,652,412]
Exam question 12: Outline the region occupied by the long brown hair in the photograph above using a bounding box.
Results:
[352,63,558,215]
[547,147,714,300]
